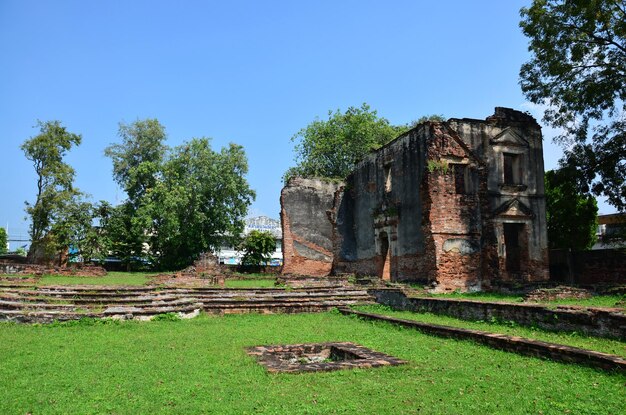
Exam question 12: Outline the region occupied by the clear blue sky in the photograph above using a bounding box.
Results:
[0,0,614,242]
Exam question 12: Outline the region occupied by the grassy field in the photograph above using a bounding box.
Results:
[0,312,624,414]
[224,278,277,288]
[37,272,154,286]
[414,291,625,308]
[352,305,626,357]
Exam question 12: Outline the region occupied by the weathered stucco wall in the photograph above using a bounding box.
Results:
[449,108,549,283]
[334,126,429,280]
[280,178,342,276]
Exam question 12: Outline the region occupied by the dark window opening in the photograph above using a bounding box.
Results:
[454,164,475,194]
[503,223,524,273]
[503,153,522,185]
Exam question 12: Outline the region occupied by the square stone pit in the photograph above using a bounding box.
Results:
[246,342,406,373]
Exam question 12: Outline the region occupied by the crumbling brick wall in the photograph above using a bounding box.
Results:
[281,108,550,291]
[420,123,488,291]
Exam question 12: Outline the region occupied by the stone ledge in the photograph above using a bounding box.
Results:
[369,288,625,340]
[338,308,626,373]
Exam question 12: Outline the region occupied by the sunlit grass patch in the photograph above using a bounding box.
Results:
[352,304,626,357]
[0,312,623,414]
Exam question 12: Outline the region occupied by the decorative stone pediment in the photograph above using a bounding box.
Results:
[493,198,534,218]
[490,127,529,147]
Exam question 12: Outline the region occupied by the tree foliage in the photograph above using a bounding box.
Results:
[545,168,598,250]
[104,201,152,270]
[21,121,82,261]
[149,139,255,270]
[104,119,167,202]
[239,230,276,266]
[104,119,255,270]
[104,119,166,269]
[285,103,405,181]
[21,120,82,242]
[409,114,447,128]
[0,228,7,255]
[520,0,626,210]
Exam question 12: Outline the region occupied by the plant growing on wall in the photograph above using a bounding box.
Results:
[427,160,449,174]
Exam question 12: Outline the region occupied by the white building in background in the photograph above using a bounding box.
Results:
[216,216,283,266]
[593,213,626,250]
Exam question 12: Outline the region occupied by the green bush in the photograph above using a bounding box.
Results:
[0,228,7,254]
[239,230,276,266]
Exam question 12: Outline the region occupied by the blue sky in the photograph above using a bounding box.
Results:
[0,0,615,242]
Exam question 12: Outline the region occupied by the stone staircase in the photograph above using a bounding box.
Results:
[0,285,375,323]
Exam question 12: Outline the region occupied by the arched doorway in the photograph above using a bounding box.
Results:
[379,232,391,281]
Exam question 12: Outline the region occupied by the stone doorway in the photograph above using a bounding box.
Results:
[503,223,526,274]
[379,232,391,281]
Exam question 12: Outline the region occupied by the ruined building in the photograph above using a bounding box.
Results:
[281,108,549,291]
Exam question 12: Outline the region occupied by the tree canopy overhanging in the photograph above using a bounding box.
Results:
[284,103,445,181]
[519,0,626,210]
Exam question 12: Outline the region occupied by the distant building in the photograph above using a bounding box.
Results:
[593,213,626,250]
[216,216,283,266]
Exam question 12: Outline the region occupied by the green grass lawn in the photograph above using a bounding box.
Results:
[0,312,623,414]
[352,305,626,357]
[230,273,278,279]
[224,278,277,288]
[37,272,154,286]
[415,291,624,308]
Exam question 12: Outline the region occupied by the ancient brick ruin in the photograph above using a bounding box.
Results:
[281,107,549,291]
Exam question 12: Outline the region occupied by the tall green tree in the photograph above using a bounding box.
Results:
[104,119,167,268]
[520,0,626,210]
[285,103,405,181]
[21,121,82,261]
[545,169,598,250]
[150,138,255,270]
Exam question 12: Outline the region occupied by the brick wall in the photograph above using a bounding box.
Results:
[550,249,626,285]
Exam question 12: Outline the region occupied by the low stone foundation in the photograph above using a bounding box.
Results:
[524,286,592,303]
[340,308,625,372]
[0,262,107,277]
[370,288,625,340]
[246,342,406,373]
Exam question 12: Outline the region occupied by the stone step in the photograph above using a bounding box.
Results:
[0,292,373,306]
[103,304,202,319]
[201,298,375,310]
[202,300,376,314]
[0,309,102,323]
[194,296,374,306]
[0,297,199,310]
[0,299,79,311]
[0,292,373,304]
[0,288,373,301]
